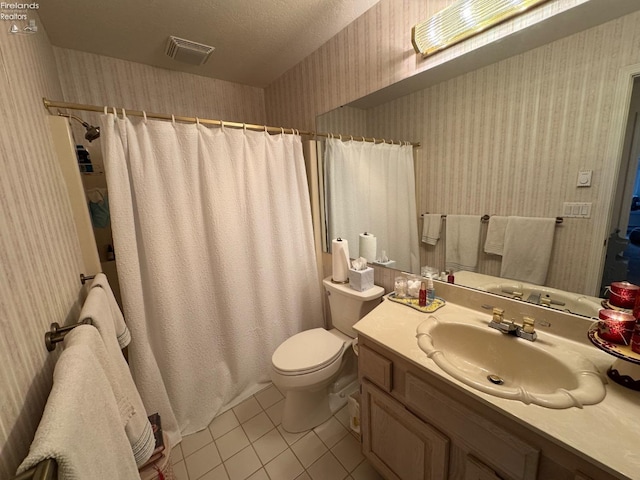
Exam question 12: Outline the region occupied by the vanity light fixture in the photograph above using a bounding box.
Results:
[412,0,550,57]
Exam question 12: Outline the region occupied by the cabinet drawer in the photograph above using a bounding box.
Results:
[361,379,449,480]
[404,372,539,480]
[359,344,393,392]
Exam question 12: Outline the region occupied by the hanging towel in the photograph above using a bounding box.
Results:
[445,215,482,272]
[90,273,131,348]
[63,325,135,425]
[16,333,140,479]
[80,287,155,467]
[484,216,509,255]
[500,216,556,285]
[421,214,442,245]
[86,188,110,228]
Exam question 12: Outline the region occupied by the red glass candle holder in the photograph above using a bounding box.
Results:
[598,309,636,345]
[632,323,640,354]
[609,281,640,309]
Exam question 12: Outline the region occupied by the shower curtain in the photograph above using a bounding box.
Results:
[100,114,323,446]
[324,138,419,273]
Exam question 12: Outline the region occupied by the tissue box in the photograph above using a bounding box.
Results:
[348,267,374,292]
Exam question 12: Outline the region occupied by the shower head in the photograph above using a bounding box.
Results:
[57,112,101,142]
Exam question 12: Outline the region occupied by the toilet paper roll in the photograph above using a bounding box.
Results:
[359,232,376,262]
[332,238,350,283]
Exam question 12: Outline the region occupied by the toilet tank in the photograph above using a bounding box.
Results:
[322,277,385,338]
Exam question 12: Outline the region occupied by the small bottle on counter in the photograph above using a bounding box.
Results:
[419,281,427,307]
[447,269,455,284]
[426,277,435,304]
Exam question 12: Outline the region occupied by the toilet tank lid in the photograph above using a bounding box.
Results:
[272,328,345,373]
[322,277,384,301]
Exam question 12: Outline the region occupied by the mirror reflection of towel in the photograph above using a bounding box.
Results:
[445,215,482,272]
[421,214,442,245]
[500,217,555,285]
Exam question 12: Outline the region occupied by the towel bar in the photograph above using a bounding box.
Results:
[420,213,564,224]
[44,320,92,352]
[13,458,57,480]
[80,273,96,284]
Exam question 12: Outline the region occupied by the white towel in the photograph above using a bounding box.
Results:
[484,216,509,255]
[500,216,556,285]
[445,215,482,272]
[80,287,155,467]
[421,214,442,245]
[63,325,135,427]
[16,335,140,479]
[90,273,131,348]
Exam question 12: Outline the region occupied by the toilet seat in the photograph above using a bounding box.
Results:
[272,328,346,376]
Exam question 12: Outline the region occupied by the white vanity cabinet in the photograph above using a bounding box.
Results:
[358,338,620,480]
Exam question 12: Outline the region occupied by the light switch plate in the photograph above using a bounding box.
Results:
[563,202,592,218]
[577,170,592,187]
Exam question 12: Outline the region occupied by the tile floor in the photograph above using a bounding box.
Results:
[169,384,383,480]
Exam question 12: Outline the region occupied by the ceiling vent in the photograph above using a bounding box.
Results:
[165,36,215,66]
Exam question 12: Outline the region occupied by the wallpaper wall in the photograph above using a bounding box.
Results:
[54,47,267,128]
[268,1,640,295]
[1,27,268,480]
[0,13,85,479]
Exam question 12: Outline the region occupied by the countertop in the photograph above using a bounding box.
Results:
[353,298,640,480]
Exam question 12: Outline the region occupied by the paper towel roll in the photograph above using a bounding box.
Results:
[332,238,350,283]
[359,232,376,262]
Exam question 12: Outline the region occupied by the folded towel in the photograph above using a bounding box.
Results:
[500,216,556,285]
[80,287,154,467]
[484,216,509,255]
[421,214,442,245]
[90,273,131,348]
[16,334,140,479]
[445,215,482,272]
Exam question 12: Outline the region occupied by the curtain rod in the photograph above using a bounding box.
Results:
[42,98,421,147]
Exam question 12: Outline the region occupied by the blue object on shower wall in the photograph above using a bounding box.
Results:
[87,189,110,228]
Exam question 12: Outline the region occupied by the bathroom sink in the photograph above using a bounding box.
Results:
[480,282,602,317]
[416,318,606,408]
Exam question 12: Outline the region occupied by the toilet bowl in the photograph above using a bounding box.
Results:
[271,277,384,433]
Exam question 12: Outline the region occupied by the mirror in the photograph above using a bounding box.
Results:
[316,8,640,313]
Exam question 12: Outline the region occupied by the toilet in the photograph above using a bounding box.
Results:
[271,276,384,433]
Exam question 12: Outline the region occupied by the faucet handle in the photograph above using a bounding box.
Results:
[522,316,535,334]
[492,308,505,323]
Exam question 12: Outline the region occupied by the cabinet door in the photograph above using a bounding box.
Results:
[464,455,502,480]
[361,379,449,480]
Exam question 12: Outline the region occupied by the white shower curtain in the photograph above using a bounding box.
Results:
[324,139,419,273]
[100,114,323,446]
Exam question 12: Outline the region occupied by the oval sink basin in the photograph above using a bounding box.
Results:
[416,318,605,408]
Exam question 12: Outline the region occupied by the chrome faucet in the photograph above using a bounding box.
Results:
[488,308,537,341]
[526,292,541,304]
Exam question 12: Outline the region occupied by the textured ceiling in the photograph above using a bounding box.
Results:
[38,0,380,88]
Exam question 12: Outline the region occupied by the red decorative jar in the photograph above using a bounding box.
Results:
[598,309,636,345]
[609,281,640,309]
[632,324,640,354]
